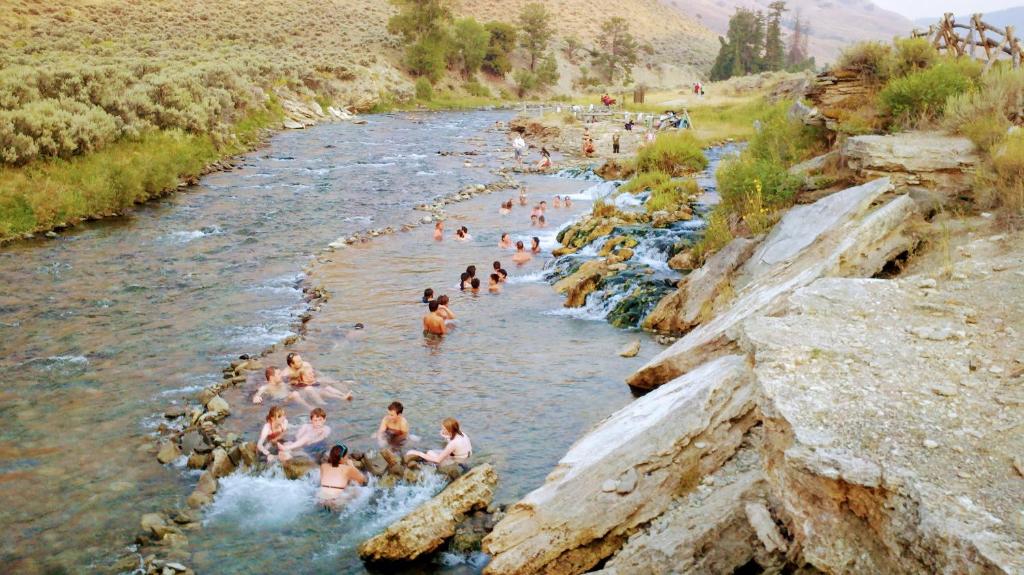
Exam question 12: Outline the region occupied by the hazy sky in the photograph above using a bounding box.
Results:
[872,0,1022,20]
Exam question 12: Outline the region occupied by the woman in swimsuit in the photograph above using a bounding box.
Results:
[404,417,472,468]
[318,444,366,509]
[531,236,542,254]
[257,406,289,462]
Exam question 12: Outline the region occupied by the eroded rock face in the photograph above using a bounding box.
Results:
[629,178,919,390]
[359,464,498,562]
[842,132,978,192]
[483,355,759,575]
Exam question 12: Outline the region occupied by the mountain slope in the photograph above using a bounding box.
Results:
[915,7,1024,32]
[661,0,915,64]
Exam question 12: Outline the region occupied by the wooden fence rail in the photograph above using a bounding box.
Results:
[912,12,1021,70]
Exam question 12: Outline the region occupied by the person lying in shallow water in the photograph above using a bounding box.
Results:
[318,444,366,509]
[405,417,472,468]
[257,405,289,462]
[252,366,313,409]
[280,407,332,462]
[285,352,353,404]
[375,401,409,449]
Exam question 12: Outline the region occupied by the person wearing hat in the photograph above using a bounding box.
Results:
[318,443,366,509]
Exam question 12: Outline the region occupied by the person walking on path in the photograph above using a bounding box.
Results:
[612,132,620,154]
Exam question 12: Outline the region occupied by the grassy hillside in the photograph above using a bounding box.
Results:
[663,0,914,64]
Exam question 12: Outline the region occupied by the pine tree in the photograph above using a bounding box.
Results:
[710,8,766,80]
[764,1,787,72]
[519,3,554,71]
[592,17,639,84]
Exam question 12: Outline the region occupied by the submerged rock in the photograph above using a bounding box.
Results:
[157,440,181,464]
[282,456,317,480]
[618,340,641,358]
[359,463,498,562]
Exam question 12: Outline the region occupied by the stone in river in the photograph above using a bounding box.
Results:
[141,513,168,537]
[282,456,317,480]
[157,440,181,464]
[619,340,641,358]
[164,405,186,419]
[358,464,498,562]
[205,395,230,415]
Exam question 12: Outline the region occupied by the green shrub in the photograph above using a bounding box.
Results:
[989,132,1024,217]
[945,65,1024,151]
[744,101,826,166]
[645,177,699,213]
[717,154,802,211]
[838,41,895,84]
[893,37,937,75]
[692,207,733,264]
[618,170,669,194]
[463,80,491,98]
[635,131,707,176]
[415,77,434,101]
[880,58,981,128]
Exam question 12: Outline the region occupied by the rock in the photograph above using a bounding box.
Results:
[164,405,186,419]
[282,456,317,480]
[209,448,235,478]
[141,513,168,537]
[157,441,181,464]
[630,178,918,390]
[359,464,498,562]
[162,533,189,548]
[186,452,210,470]
[618,340,641,358]
[667,250,694,271]
[186,490,212,509]
[237,442,258,467]
[283,119,305,130]
[363,452,388,476]
[484,356,757,574]
[165,562,188,573]
[171,509,198,525]
[205,395,230,416]
[195,471,218,496]
[437,462,465,481]
[554,260,610,308]
[788,150,836,177]
[842,131,978,193]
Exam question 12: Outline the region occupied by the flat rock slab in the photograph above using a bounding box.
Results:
[359,463,497,562]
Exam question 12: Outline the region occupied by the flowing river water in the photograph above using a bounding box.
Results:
[0,111,681,573]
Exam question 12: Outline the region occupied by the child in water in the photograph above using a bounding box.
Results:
[375,401,410,449]
[488,273,502,293]
[257,406,289,462]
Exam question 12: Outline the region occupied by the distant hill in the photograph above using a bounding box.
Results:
[661,0,915,65]
[456,0,719,88]
[914,7,1024,32]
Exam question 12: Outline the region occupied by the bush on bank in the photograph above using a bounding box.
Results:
[634,131,708,176]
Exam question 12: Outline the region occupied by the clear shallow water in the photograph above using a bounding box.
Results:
[0,111,659,573]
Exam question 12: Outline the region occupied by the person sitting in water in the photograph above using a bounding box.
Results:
[436,294,456,320]
[537,214,547,228]
[530,204,543,218]
[345,323,365,340]
[512,241,532,265]
[253,366,313,409]
[539,200,547,213]
[530,214,539,227]
[552,196,562,209]
[459,272,470,291]
[454,228,467,241]
[488,273,502,293]
[499,233,512,249]
[422,288,434,304]
[280,407,332,462]
[499,201,511,216]
[492,261,503,276]
[531,236,542,254]
[423,300,447,336]
[564,196,573,208]
[375,401,410,449]
[469,277,481,294]
[536,147,552,170]
[519,189,527,206]
[460,226,472,240]
[433,221,444,241]
[285,353,353,403]
[257,405,289,462]
[318,444,366,509]
[497,268,509,282]
[405,418,473,468]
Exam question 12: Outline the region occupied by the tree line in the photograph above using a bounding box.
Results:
[710,1,815,81]
[389,0,643,96]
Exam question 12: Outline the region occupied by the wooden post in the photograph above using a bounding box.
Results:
[1007,25,1020,69]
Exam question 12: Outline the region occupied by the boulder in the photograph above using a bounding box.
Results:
[629,178,920,390]
[209,448,235,478]
[618,340,641,358]
[363,451,389,476]
[141,513,168,538]
[842,131,978,193]
[483,356,758,575]
[283,119,305,130]
[186,490,212,509]
[359,464,498,562]
[282,456,317,480]
[644,237,760,335]
[205,395,230,415]
[554,260,610,308]
[157,441,181,464]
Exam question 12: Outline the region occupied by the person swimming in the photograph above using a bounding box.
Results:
[531,236,542,254]
[537,214,547,228]
[564,196,573,207]
[488,273,501,293]
[470,277,481,294]
[552,196,562,208]
[404,418,472,468]
[433,221,443,241]
[460,226,472,240]
[285,353,353,403]
[423,300,446,336]
[512,241,532,264]
[375,401,409,449]
[253,366,313,409]
[539,200,547,213]
[318,444,366,509]
[499,201,511,216]
[280,407,332,462]
[422,288,434,304]
[436,294,456,320]
[530,204,543,218]
[498,233,512,249]
[257,405,289,462]
[498,268,508,281]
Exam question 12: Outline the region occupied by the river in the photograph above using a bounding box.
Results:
[0,111,663,573]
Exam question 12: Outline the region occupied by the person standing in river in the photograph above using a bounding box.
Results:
[375,401,410,449]
[433,221,444,241]
[612,132,621,154]
[512,241,532,265]
[512,133,527,168]
[423,300,447,336]
[436,294,456,321]
[499,233,512,249]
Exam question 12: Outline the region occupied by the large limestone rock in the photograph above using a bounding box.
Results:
[628,178,919,390]
[644,237,760,334]
[741,270,1024,574]
[842,131,979,192]
[359,464,498,562]
[483,355,759,575]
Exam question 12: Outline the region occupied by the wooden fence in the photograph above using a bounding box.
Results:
[912,13,1021,70]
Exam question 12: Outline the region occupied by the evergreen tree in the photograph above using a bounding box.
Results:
[518,3,554,71]
[483,21,517,76]
[710,8,766,80]
[764,1,787,72]
[786,15,815,71]
[592,17,639,84]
